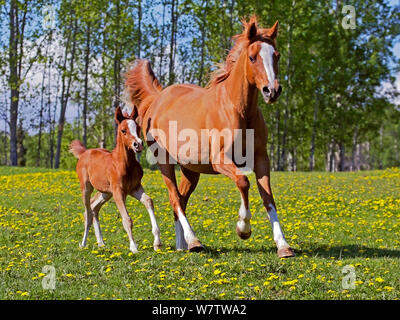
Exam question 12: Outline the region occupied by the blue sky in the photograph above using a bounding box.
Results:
[390,0,400,60]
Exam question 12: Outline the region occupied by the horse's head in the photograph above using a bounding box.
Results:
[243,17,282,104]
[115,106,144,153]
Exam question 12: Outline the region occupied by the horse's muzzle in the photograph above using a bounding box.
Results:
[263,85,282,104]
[133,140,144,153]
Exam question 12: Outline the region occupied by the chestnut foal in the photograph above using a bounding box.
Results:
[70,106,162,253]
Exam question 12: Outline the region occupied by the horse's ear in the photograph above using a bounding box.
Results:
[114,106,125,125]
[129,105,139,121]
[247,21,257,40]
[267,20,279,39]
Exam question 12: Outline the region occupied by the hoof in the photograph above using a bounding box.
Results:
[176,242,188,251]
[236,226,252,240]
[130,246,139,254]
[97,242,105,248]
[153,243,162,251]
[277,247,295,258]
[188,240,205,253]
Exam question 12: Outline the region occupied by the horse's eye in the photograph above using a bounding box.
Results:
[121,129,126,135]
[249,56,255,63]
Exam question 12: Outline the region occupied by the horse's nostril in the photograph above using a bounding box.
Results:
[262,86,270,94]
[133,142,139,148]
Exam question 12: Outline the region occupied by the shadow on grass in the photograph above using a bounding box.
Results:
[292,244,400,259]
[188,244,400,259]
[183,245,278,256]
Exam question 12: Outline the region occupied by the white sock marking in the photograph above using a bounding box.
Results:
[130,240,138,253]
[132,187,161,248]
[175,220,188,250]
[237,197,251,234]
[177,208,197,246]
[90,193,110,245]
[267,204,289,249]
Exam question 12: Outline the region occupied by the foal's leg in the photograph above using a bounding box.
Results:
[131,185,162,251]
[213,163,252,240]
[113,190,138,254]
[175,166,200,250]
[90,192,112,247]
[254,153,295,258]
[80,181,94,248]
[159,163,203,252]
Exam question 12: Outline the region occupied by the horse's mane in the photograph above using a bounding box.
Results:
[207,15,276,88]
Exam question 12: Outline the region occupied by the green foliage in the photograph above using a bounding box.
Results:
[0,0,399,170]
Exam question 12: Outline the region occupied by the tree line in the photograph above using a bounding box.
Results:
[0,0,399,171]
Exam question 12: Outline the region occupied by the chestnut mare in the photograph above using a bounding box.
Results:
[124,16,294,258]
[70,107,162,253]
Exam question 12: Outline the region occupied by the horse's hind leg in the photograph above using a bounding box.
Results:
[131,185,162,251]
[179,166,200,211]
[159,163,203,252]
[90,192,112,247]
[175,166,200,250]
[80,181,94,248]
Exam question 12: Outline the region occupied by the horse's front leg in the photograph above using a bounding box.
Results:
[213,163,252,240]
[254,153,295,258]
[113,190,139,254]
[131,185,162,251]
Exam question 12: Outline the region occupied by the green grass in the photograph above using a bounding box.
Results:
[0,166,399,300]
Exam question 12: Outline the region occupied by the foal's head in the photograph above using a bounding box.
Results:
[243,17,282,104]
[115,106,144,153]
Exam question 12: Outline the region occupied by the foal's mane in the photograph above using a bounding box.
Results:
[207,15,277,88]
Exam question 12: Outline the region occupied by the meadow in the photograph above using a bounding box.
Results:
[0,166,399,300]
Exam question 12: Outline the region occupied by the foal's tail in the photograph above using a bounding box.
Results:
[69,140,86,159]
[123,59,162,119]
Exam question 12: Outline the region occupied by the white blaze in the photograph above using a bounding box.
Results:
[259,43,276,85]
[127,120,142,148]
[127,120,140,139]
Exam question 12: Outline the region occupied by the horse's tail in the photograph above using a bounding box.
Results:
[69,140,86,159]
[123,59,162,119]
